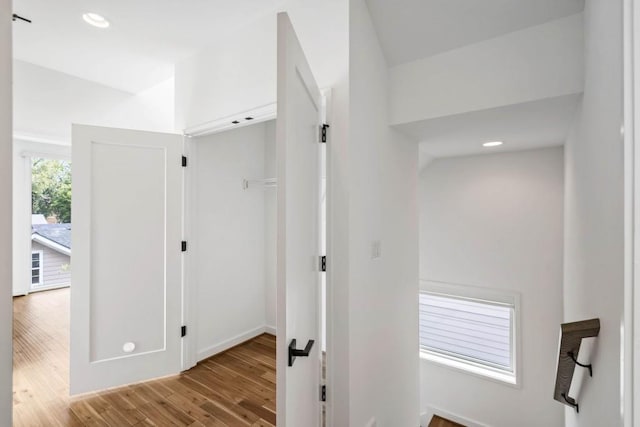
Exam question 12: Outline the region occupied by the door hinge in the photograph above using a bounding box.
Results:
[181,325,187,337]
[320,124,330,143]
[182,156,188,167]
[320,256,326,272]
[320,385,326,402]
[182,241,188,252]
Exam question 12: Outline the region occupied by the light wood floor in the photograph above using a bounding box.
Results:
[13,288,277,426]
[428,415,466,427]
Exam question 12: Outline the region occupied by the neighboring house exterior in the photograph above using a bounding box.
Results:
[31,221,71,290]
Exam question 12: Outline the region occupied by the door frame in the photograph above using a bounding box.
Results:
[625,0,638,425]
[180,103,280,372]
[182,92,334,424]
[0,3,12,425]
[13,138,71,297]
[0,18,339,426]
[321,88,333,427]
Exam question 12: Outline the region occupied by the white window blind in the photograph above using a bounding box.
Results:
[419,291,514,372]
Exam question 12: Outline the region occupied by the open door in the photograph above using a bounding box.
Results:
[276,12,324,427]
[71,125,184,395]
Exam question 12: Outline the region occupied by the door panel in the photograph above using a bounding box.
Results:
[71,125,183,395]
[276,12,323,427]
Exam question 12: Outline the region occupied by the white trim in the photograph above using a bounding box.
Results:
[325,85,339,427]
[196,325,272,362]
[420,351,517,387]
[183,89,329,138]
[181,135,197,372]
[69,371,183,400]
[21,150,71,162]
[31,234,71,257]
[13,133,70,147]
[13,154,32,297]
[625,0,638,424]
[421,407,489,427]
[183,103,277,138]
[419,280,522,387]
[28,283,70,293]
[264,325,277,336]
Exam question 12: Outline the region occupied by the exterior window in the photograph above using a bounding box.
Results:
[419,282,519,385]
[31,251,43,287]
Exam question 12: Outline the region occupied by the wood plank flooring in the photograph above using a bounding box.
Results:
[428,415,466,427]
[13,288,277,426]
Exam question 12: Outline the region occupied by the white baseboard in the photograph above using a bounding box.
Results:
[421,407,489,427]
[197,325,277,362]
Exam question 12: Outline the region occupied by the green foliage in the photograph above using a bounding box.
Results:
[31,158,72,223]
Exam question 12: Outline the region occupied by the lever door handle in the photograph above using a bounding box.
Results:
[288,339,315,367]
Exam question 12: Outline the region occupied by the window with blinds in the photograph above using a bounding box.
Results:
[419,291,515,374]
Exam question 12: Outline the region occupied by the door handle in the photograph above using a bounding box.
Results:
[288,339,315,367]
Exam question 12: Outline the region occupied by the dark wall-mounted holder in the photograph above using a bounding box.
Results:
[553,318,600,413]
[288,339,315,367]
[12,14,32,23]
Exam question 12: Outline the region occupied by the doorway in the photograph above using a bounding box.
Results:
[7,3,330,424]
[13,152,73,424]
[30,157,72,293]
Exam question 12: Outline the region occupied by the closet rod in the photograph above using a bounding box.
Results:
[242,178,277,190]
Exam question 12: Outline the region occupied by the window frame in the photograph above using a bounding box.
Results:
[419,280,521,387]
[31,250,44,288]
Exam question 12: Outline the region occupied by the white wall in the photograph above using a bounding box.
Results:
[0,1,13,425]
[175,16,276,131]
[419,148,565,427]
[174,0,348,130]
[264,121,277,330]
[389,13,584,126]
[346,1,419,425]
[563,1,624,426]
[13,60,175,142]
[192,122,274,360]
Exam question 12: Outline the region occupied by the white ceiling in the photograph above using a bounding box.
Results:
[12,0,280,93]
[365,0,585,66]
[395,94,582,159]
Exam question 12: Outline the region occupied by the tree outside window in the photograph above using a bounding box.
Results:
[32,158,72,223]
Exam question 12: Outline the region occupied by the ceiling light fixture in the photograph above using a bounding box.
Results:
[483,141,503,147]
[82,12,110,29]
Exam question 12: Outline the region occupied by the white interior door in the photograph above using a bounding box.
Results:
[71,125,184,395]
[276,12,323,427]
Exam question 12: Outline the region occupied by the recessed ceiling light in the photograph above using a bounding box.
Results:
[83,12,110,29]
[483,141,504,147]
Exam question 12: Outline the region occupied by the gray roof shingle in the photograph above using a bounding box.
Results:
[32,223,72,250]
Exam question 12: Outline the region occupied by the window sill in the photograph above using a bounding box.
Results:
[29,283,70,293]
[420,350,519,388]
